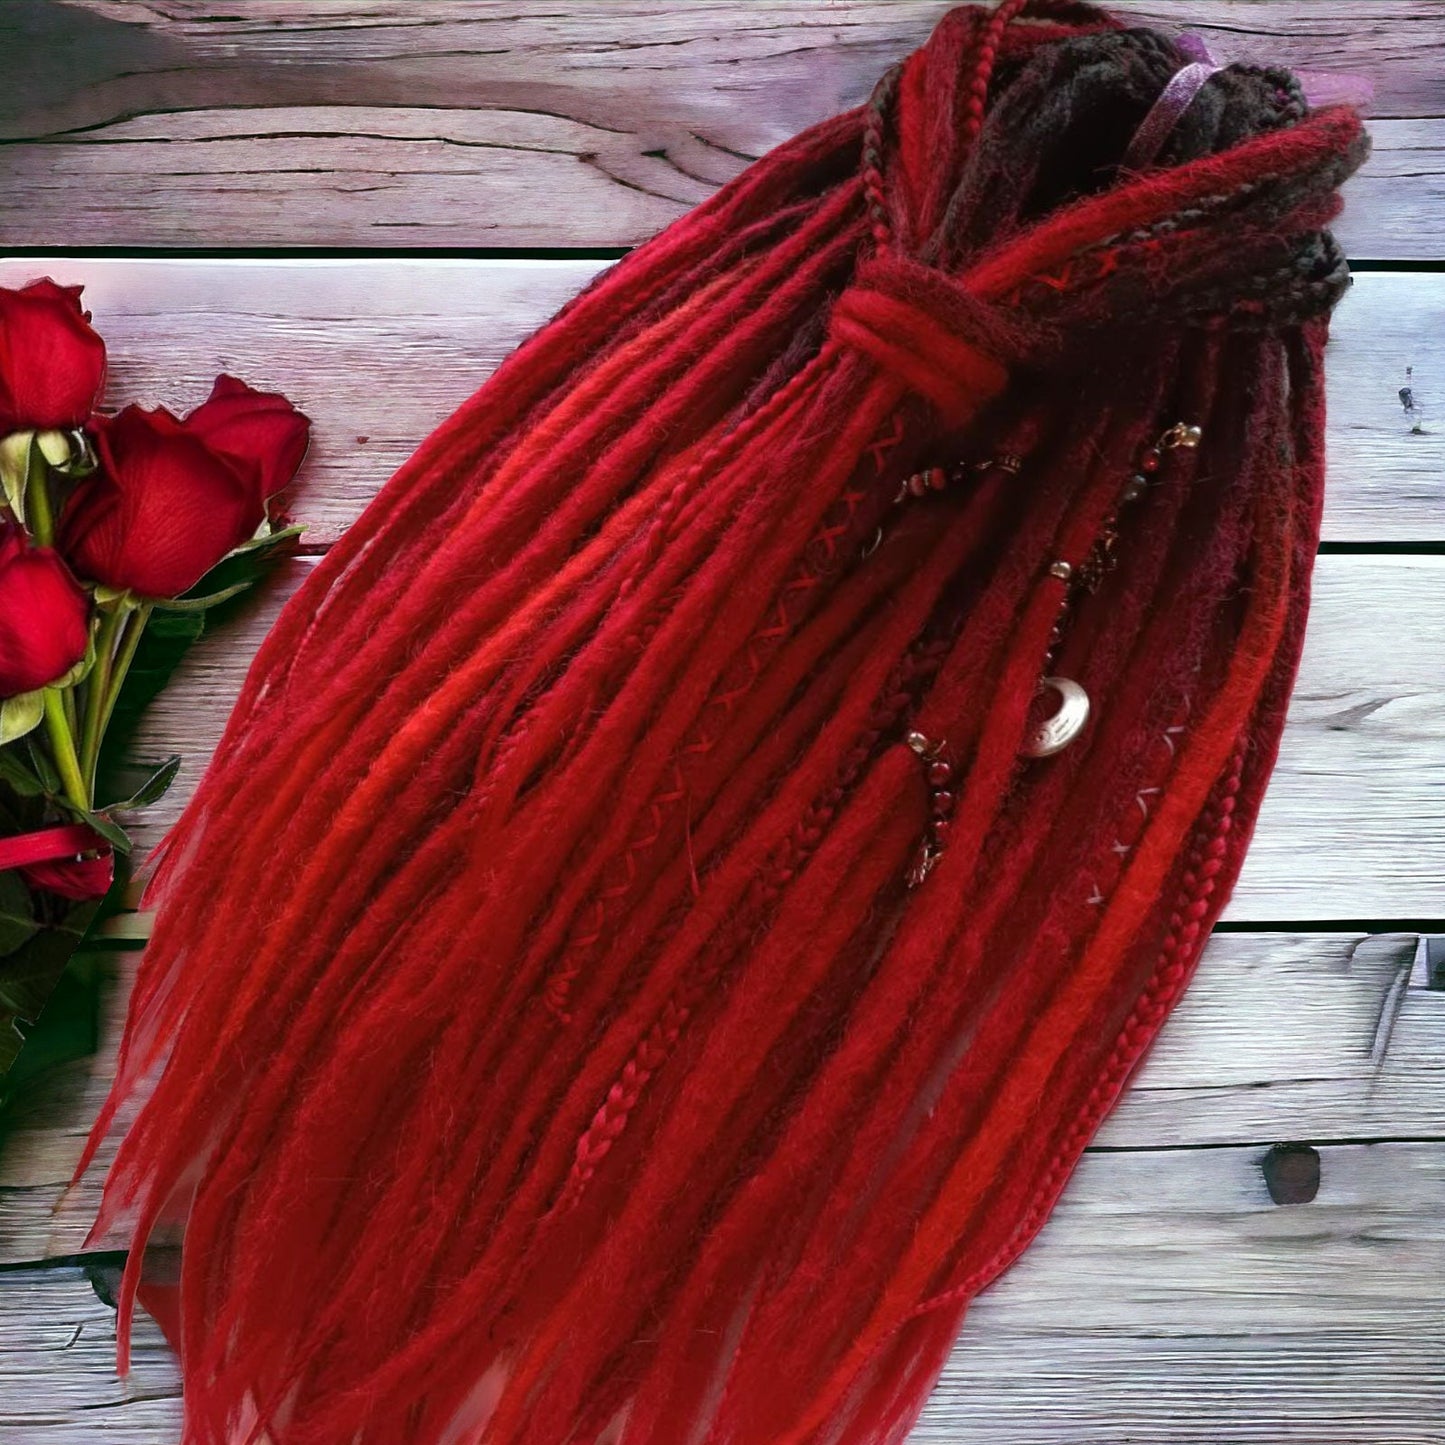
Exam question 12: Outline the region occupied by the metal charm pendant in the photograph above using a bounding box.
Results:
[1022,676,1090,758]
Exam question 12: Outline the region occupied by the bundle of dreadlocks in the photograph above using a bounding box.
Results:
[78,3,1365,1441]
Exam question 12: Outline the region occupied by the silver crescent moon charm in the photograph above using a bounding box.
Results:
[1022,676,1090,758]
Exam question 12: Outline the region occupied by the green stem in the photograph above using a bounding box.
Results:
[25,441,54,547]
[97,603,152,748]
[80,605,124,792]
[42,687,88,812]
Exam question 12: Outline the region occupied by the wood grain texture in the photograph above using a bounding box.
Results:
[4,931,1440,1267]
[0,7,1438,1435]
[0,2,1436,257]
[65,545,1445,921]
[5,1128,1443,1440]
[0,259,1437,545]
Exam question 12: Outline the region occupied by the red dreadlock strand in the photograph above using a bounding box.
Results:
[79,4,1365,1442]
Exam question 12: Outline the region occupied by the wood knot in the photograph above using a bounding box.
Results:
[1262,1142,1321,1205]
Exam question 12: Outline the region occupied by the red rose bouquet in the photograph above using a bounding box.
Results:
[0,279,309,1074]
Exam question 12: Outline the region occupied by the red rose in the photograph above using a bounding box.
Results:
[0,280,107,434]
[58,376,310,599]
[0,522,91,698]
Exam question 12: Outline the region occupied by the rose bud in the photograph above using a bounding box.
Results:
[0,521,91,698]
[58,378,310,600]
[0,279,107,435]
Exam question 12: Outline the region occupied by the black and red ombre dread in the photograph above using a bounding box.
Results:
[78,5,1363,1443]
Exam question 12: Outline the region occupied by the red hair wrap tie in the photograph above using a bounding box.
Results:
[827,254,1012,428]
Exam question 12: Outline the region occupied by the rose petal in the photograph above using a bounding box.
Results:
[186,374,311,503]
[20,849,115,902]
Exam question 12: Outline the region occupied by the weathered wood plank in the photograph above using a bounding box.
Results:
[0,257,597,549]
[0,259,1437,544]
[5,1129,1443,1441]
[73,550,1445,919]
[0,1270,180,1441]
[3,928,1442,1264]
[0,2,1435,257]
[1233,554,1445,918]
[0,6,1435,1436]
[919,1332,1445,1443]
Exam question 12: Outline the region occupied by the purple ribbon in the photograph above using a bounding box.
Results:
[1122,33,1374,174]
[1121,57,1223,171]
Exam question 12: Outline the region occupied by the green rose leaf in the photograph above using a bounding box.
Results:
[0,431,34,523]
[152,579,253,613]
[0,922,104,1079]
[48,798,131,855]
[0,689,45,746]
[0,749,45,798]
[228,521,306,558]
[151,519,303,613]
[23,735,62,794]
[0,873,39,956]
[0,950,104,1112]
[110,754,181,811]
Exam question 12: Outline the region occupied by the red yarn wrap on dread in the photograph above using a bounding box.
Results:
[79,4,1366,1442]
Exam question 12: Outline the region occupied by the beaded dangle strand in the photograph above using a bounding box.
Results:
[901,421,1203,886]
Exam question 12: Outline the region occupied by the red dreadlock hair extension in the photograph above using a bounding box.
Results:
[78,4,1366,1442]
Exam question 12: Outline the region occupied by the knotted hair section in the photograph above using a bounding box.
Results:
[826,253,1021,428]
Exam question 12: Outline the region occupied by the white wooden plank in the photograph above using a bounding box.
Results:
[0,1270,180,1442]
[4,1131,1443,1442]
[4,929,1442,1264]
[1233,554,1445,918]
[1325,270,1445,535]
[0,6,1436,1436]
[0,2,1435,257]
[918,1331,1444,1443]
[0,258,595,548]
[0,260,1435,543]
[67,549,1445,920]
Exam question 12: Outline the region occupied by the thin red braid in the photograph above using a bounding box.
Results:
[80,5,1364,1442]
